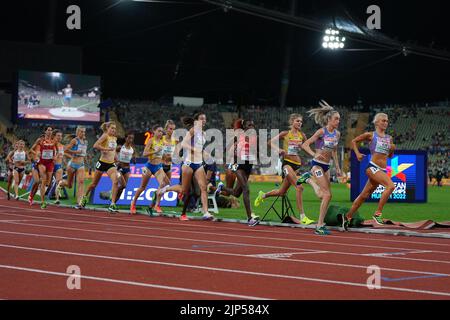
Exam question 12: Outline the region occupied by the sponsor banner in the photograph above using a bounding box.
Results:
[92,164,180,206]
[351,150,427,203]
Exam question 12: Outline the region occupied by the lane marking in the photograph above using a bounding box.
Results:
[0,229,449,278]
[1,204,449,248]
[3,218,450,266]
[382,274,448,282]
[1,210,448,255]
[1,244,450,297]
[247,251,328,259]
[0,263,269,300]
[364,250,433,257]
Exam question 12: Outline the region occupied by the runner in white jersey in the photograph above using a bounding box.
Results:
[116,132,136,203]
[5,140,30,200]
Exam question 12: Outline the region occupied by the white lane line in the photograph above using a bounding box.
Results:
[247,251,329,258]
[0,229,449,277]
[3,217,450,266]
[1,204,449,248]
[1,210,448,255]
[0,263,269,300]
[0,244,449,297]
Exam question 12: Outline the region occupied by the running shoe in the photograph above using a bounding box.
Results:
[54,200,60,205]
[146,206,161,217]
[301,215,315,225]
[40,202,47,209]
[248,218,260,227]
[314,225,331,235]
[80,195,88,208]
[74,204,83,210]
[28,194,34,206]
[7,192,10,200]
[155,205,163,214]
[202,212,214,221]
[251,213,260,220]
[296,172,312,185]
[179,214,189,221]
[108,203,119,213]
[15,195,20,201]
[341,214,350,231]
[214,182,224,196]
[130,203,137,215]
[372,212,384,225]
[254,191,265,207]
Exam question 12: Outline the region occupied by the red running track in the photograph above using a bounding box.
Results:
[0,195,449,300]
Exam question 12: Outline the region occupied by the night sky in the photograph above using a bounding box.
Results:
[1,0,449,106]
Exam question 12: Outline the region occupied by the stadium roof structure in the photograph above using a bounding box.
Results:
[1,0,449,105]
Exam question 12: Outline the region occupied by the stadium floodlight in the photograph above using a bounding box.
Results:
[51,72,61,78]
[322,28,345,50]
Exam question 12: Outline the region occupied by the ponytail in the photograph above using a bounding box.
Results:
[307,100,338,127]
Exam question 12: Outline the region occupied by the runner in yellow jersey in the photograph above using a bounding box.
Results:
[130,125,170,215]
[254,113,322,225]
[152,120,178,213]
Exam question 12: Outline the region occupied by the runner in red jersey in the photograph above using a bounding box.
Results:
[34,126,57,209]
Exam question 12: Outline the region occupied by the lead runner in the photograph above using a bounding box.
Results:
[342,113,396,230]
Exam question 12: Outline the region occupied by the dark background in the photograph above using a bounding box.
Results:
[0,0,449,106]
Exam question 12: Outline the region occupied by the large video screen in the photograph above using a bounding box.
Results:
[16,70,101,122]
[350,149,427,203]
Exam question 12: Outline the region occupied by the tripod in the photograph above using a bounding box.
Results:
[261,190,298,223]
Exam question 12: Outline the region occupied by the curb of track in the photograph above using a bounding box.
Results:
[2,188,450,239]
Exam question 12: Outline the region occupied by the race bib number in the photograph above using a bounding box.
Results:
[314,169,323,178]
[14,153,26,162]
[230,164,239,172]
[42,150,54,160]
[369,166,380,174]
[241,154,256,161]
[119,152,132,163]
[375,138,390,154]
[78,145,87,156]
[287,141,300,155]
[108,141,117,149]
[163,145,174,155]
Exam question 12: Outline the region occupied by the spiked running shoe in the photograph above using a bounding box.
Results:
[248,218,260,227]
[80,195,88,208]
[301,216,315,225]
[108,203,119,213]
[28,194,34,206]
[202,212,214,221]
[155,205,163,214]
[130,203,137,215]
[251,213,260,220]
[254,191,265,207]
[314,225,331,235]
[373,212,384,225]
[296,172,312,185]
[341,214,350,231]
[180,214,189,221]
[40,202,47,209]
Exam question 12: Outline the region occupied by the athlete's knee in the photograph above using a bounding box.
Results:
[322,190,332,200]
[385,183,395,193]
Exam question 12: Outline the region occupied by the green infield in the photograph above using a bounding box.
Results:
[1,179,448,222]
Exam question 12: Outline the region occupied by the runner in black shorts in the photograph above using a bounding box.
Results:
[219,119,260,226]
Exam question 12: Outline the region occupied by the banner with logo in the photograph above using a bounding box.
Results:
[350,150,427,203]
[92,164,180,206]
